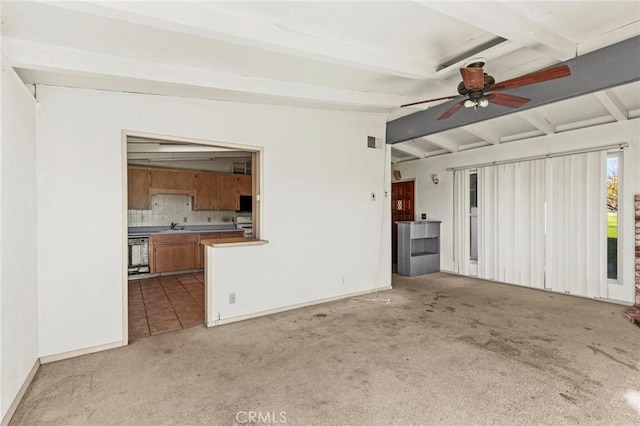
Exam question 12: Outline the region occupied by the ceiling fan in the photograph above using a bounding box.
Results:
[402,60,571,120]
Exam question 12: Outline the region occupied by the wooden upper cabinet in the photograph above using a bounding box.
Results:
[149,168,197,195]
[150,169,174,190]
[127,167,151,210]
[218,174,239,210]
[174,171,196,191]
[133,166,244,211]
[194,173,219,210]
[237,175,252,196]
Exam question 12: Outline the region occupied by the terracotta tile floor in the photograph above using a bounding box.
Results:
[128,272,205,341]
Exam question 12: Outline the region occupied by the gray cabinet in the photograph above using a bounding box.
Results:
[397,221,441,276]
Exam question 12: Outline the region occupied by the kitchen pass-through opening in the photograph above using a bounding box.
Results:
[123,131,262,343]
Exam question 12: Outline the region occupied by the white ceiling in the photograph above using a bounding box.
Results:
[2,1,639,160]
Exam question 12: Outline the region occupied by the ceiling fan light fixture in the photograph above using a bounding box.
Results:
[479,98,489,108]
[464,99,475,108]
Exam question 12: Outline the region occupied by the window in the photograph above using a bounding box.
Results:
[470,172,478,261]
[607,153,620,281]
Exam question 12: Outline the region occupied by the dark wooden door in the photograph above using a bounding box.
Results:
[392,181,414,263]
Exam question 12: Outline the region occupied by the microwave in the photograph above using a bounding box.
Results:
[238,195,252,213]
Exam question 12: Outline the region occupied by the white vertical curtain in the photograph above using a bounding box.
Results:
[477,160,546,288]
[453,169,470,275]
[455,151,608,299]
[545,151,608,298]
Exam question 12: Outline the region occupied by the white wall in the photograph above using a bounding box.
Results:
[36,86,390,357]
[393,119,640,303]
[206,143,391,323]
[0,63,38,419]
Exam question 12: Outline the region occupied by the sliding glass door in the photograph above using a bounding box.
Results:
[454,149,618,299]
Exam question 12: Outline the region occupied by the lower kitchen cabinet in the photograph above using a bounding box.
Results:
[151,231,245,273]
[150,234,199,273]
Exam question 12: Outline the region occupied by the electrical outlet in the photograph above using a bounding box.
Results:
[183,217,188,223]
[207,217,211,222]
[229,293,236,304]
[421,213,427,220]
[341,276,345,284]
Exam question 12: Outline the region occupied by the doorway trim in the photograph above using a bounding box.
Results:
[121,129,263,345]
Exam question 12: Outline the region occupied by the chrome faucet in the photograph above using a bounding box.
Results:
[170,222,179,230]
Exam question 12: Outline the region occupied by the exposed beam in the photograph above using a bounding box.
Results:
[518,110,555,135]
[128,152,250,160]
[127,144,236,153]
[391,143,429,159]
[435,40,522,78]
[387,35,640,144]
[3,38,413,111]
[462,123,501,145]
[458,141,492,151]
[394,148,449,164]
[419,135,459,153]
[500,130,547,144]
[424,149,449,158]
[387,106,430,123]
[43,1,434,80]
[593,90,628,121]
[419,1,576,61]
[555,115,614,133]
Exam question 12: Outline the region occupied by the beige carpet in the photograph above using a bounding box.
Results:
[10,273,640,425]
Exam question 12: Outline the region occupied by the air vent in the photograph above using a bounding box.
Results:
[367,136,377,149]
[233,161,251,175]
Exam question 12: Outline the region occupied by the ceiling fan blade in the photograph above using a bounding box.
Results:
[437,101,465,120]
[460,67,485,91]
[489,64,571,92]
[401,94,461,108]
[487,92,530,108]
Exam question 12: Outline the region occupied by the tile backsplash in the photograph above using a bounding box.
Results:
[128,193,236,227]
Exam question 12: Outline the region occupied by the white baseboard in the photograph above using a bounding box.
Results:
[207,285,393,327]
[439,271,632,306]
[39,340,124,365]
[1,359,40,426]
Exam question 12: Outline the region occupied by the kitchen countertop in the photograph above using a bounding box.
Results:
[128,225,242,237]
[395,220,442,224]
[200,237,268,248]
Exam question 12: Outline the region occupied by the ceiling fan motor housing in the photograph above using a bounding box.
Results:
[457,73,496,95]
